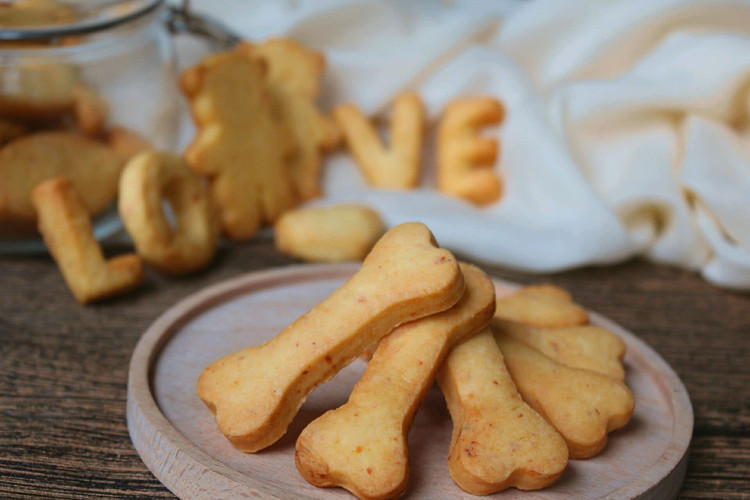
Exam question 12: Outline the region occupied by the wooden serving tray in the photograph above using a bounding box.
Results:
[127,264,693,499]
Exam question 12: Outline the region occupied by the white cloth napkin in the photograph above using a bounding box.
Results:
[189,0,750,291]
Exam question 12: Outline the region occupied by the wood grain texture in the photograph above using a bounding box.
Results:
[1,236,748,499]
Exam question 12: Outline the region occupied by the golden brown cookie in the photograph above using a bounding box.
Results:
[295,263,495,500]
[106,126,152,165]
[494,319,626,381]
[495,284,589,328]
[197,222,465,453]
[0,118,28,147]
[438,328,568,494]
[119,151,218,275]
[334,92,424,189]
[0,131,122,236]
[493,330,635,459]
[0,0,76,27]
[246,39,340,200]
[181,46,295,240]
[274,204,385,263]
[72,84,109,137]
[438,96,504,205]
[0,63,78,122]
[32,178,143,304]
[248,38,323,100]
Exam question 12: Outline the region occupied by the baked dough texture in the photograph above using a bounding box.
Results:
[197,222,465,452]
[295,263,495,500]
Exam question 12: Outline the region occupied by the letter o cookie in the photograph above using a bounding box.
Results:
[119,151,218,275]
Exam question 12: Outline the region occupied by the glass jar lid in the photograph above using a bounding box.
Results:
[0,0,164,41]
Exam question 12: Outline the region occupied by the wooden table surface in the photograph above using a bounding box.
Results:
[1,236,748,499]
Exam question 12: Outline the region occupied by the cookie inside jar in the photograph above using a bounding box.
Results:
[0,0,180,241]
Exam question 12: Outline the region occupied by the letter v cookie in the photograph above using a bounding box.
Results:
[197,222,465,452]
[295,263,495,500]
[493,330,635,459]
[438,328,568,495]
[334,92,424,189]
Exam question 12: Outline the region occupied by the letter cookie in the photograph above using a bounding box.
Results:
[181,47,295,240]
[334,92,424,189]
[438,328,568,494]
[247,39,341,200]
[495,284,589,328]
[32,178,143,304]
[438,96,504,205]
[295,263,495,500]
[274,204,385,263]
[197,222,465,452]
[493,331,635,459]
[119,151,218,275]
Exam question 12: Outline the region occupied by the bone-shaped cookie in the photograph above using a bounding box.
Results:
[493,330,634,459]
[438,328,568,495]
[197,222,465,452]
[494,319,626,380]
[495,284,589,328]
[294,263,495,500]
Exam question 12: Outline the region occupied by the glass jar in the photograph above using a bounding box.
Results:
[0,0,180,152]
[0,0,220,252]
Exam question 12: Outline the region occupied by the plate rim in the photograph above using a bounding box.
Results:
[127,263,693,500]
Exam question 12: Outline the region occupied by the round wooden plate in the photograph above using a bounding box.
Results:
[127,264,693,499]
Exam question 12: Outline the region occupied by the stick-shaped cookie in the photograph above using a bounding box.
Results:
[438,97,504,205]
[493,330,635,459]
[72,84,109,137]
[32,178,143,304]
[494,319,626,381]
[295,263,495,500]
[495,284,589,328]
[334,92,424,189]
[438,328,568,495]
[198,222,465,452]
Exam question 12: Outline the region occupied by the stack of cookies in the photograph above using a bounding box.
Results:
[197,222,635,499]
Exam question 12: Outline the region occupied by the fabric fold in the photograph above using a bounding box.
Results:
[190,0,750,290]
